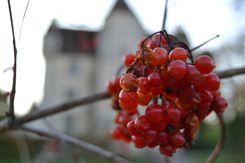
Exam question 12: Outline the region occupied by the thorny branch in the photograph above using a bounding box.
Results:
[21,126,131,163]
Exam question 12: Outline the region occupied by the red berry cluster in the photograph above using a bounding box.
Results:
[106,32,228,156]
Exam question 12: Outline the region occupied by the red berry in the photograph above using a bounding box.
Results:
[137,37,150,49]
[156,131,169,145]
[121,133,131,143]
[149,40,158,49]
[152,33,167,45]
[119,90,138,113]
[144,65,155,76]
[123,53,136,67]
[179,85,198,101]
[204,73,220,91]
[143,130,157,144]
[132,136,147,148]
[137,91,152,106]
[200,90,214,104]
[195,55,215,74]
[137,77,150,93]
[148,140,159,148]
[159,144,176,156]
[213,90,221,96]
[165,107,181,124]
[170,132,185,147]
[148,72,163,87]
[143,47,154,63]
[148,33,167,49]
[145,104,164,124]
[169,47,188,61]
[151,122,167,133]
[168,60,187,80]
[150,47,168,66]
[212,96,228,113]
[127,120,142,137]
[151,86,165,97]
[106,77,121,95]
[197,104,211,121]
[185,65,203,85]
[114,112,132,126]
[111,126,123,140]
[135,115,151,132]
[120,73,138,91]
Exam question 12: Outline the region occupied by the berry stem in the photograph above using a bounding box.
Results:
[186,47,194,64]
[163,30,171,48]
[141,31,163,62]
[162,0,169,31]
[191,35,220,52]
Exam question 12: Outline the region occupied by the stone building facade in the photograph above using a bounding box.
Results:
[40,0,145,136]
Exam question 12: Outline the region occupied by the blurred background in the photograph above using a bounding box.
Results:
[0,0,245,162]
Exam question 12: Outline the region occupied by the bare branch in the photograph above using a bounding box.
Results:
[21,126,131,163]
[205,113,225,163]
[216,66,245,79]
[0,91,110,133]
[7,0,18,123]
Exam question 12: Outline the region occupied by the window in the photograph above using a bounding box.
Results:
[60,29,97,54]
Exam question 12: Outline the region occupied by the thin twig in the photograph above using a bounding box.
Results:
[21,126,131,163]
[7,0,18,123]
[205,113,225,163]
[0,91,110,133]
[162,0,168,31]
[18,0,31,41]
[215,66,245,79]
[190,35,220,51]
